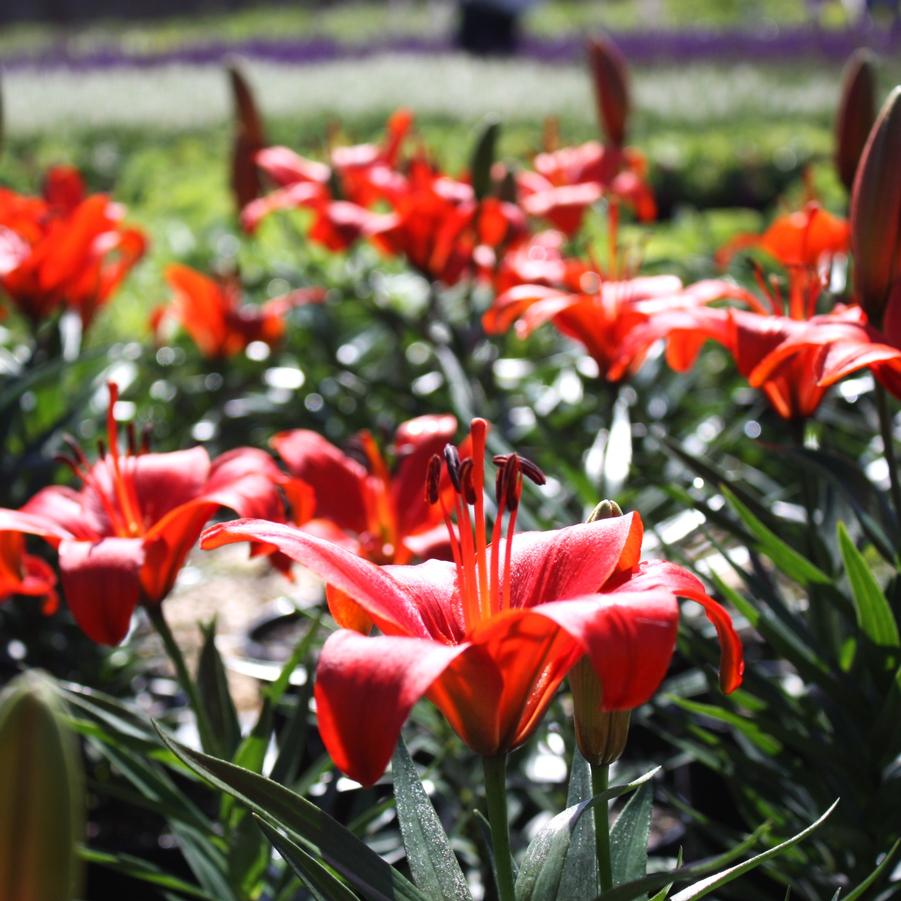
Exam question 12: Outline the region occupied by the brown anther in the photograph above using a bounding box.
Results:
[492,454,511,467]
[425,454,441,505]
[459,458,477,505]
[443,444,462,492]
[503,456,522,510]
[53,453,79,475]
[140,424,152,454]
[96,439,107,461]
[126,422,137,456]
[62,434,89,468]
[516,455,546,486]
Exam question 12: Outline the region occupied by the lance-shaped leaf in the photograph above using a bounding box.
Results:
[587,35,630,147]
[156,728,429,901]
[835,49,877,193]
[391,736,470,900]
[197,618,242,759]
[610,781,653,885]
[851,86,901,327]
[229,64,267,211]
[515,767,659,901]
[0,672,84,901]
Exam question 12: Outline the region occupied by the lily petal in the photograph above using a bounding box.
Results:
[201,519,431,637]
[508,513,644,609]
[58,537,144,645]
[314,630,467,786]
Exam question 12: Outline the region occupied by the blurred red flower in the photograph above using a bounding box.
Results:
[0,531,58,614]
[0,384,285,644]
[485,272,739,380]
[0,166,146,328]
[150,264,323,358]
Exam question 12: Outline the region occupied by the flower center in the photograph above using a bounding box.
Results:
[426,419,545,630]
[55,382,148,538]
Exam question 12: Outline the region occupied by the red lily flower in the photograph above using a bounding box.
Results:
[150,264,324,358]
[518,142,656,236]
[366,160,526,285]
[272,416,466,632]
[241,109,413,233]
[202,420,743,786]
[0,384,284,645]
[492,230,591,295]
[0,532,58,614]
[748,286,901,402]
[717,202,850,271]
[0,167,146,328]
[484,273,740,380]
[609,266,876,419]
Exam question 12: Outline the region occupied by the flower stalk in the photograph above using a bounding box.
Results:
[876,383,901,527]
[146,604,218,756]
[591,763,613,894]
[482,755,516,901]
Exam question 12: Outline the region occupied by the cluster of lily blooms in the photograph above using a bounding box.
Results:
[0,50,898,782]
[0,384,743,784]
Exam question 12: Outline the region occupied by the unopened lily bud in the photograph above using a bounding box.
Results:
[0,671,83,901]
[835,49,877,193]
[851,86,901,329]
[586,35,630,148]
[570,656,632,766]
[587,498,623,522]
[571,498,631,764]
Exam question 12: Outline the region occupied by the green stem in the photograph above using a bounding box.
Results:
[146,604,217,755]
[591,764,613,894]
[876,383,901,528]
[482,755,516,901]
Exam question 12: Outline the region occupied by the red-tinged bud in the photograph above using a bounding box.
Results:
[851,86,901,329]
[586,35,630,148]
[835,49,877,193]
[228,64,266,212]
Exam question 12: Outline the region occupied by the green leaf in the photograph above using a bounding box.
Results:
[597,800,838,901]
[391,736,470,900]
[196,619,242,758]
[721,486,831,586]
[78,846,213,899]
[667,696,783,756]
[156,728,429,901]
[610,781,653,885]
[842,838,900,900]
[470,118,500,200]
[515,768,659,901]
[557,749,597,901]
[254,816,360,901]
[667,799,839,900]
[836,522,900,648]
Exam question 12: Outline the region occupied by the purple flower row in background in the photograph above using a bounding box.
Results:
[1,25,899,72]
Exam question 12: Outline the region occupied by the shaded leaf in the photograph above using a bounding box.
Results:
[254,816,360,901]
[157,729,429,901]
